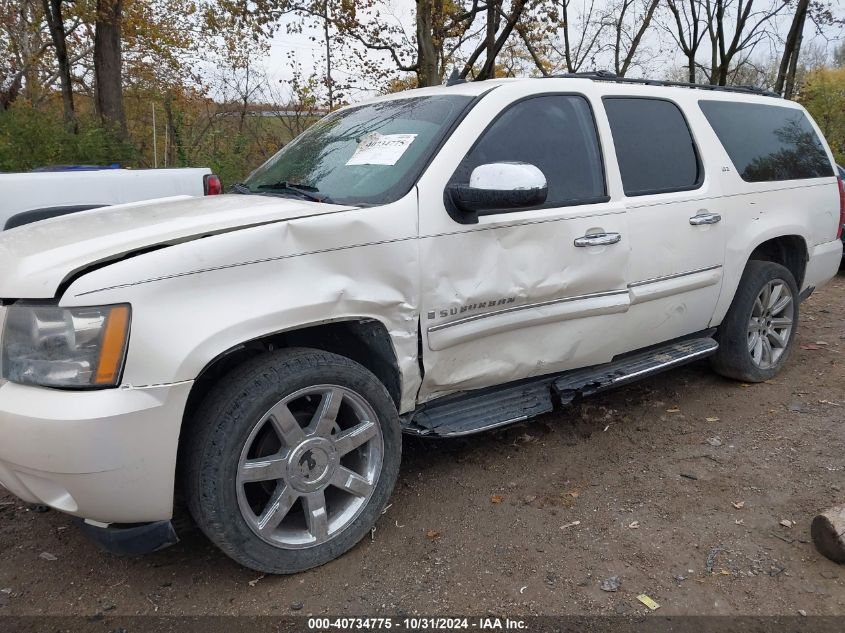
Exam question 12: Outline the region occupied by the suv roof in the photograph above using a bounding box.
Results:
[543,70,780,98]
[364,73,786,109]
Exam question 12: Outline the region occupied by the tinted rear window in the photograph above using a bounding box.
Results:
[699,101,833,182]
[603,97,701,196]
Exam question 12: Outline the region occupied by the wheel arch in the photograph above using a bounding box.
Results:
[173,317,404,522]
[182,318,403,422]
[712,230,810,327]
[747,234,808,289]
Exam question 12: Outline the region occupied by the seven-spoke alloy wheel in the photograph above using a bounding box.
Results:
[185,349,401,574]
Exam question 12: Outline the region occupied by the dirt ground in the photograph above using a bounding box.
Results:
[1,271,844,619]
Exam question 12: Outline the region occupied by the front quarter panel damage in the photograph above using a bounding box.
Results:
[61,195,422,413]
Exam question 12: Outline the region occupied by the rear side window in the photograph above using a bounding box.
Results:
[699,101,834,182]
[603,97,701,196]
[450,95,606,208]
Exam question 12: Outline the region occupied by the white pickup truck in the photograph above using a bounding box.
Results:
[0,166,221,230]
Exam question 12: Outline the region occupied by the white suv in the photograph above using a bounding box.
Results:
[0,75,842,573]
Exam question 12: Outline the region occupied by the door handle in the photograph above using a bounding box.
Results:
[689,211,722,226]
[574,232,621,247]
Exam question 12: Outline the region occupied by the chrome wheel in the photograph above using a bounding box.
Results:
[236,385,383,549]
[747,279,794,370]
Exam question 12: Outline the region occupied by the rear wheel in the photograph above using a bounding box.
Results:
[185,348,401,574]
[711,260,798,382]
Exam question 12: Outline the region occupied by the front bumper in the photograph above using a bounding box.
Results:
[0,380,193,524]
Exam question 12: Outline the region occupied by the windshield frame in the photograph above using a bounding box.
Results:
[241,93,484,207]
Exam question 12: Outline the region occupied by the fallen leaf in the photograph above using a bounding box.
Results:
[426,530,441,540]
[491,494,504,504]
[732,501,745,509]
[637,594,660,610]
[706,416,720,422]
[719,570,731,576]
[564,490,580,498]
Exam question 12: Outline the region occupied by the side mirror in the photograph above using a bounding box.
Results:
[446,162,548,223]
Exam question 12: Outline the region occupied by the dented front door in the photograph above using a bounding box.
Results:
[414,88,631,403]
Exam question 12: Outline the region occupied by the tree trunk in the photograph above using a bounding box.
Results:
[42,0,76,131]
[323,0,334,107]
[0,71,23,111]
[616,0,660,77]
[94,0,126,137]
[416,0,439,87]
[812,506,845,564]
[484,1,497,79]
[775,0,809,97]
[475,0,526,80]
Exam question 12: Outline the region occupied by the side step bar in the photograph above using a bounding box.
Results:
[404,337,718,438]
[553,338,718,404]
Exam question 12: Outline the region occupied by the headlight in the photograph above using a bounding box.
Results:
[1,304,131,388]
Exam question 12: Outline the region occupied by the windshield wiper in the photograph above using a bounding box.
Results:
[255,181,333,204]
[231,182,252,194]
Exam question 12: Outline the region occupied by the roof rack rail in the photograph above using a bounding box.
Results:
[549,70,781,98]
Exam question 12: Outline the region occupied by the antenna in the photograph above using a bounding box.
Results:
[446,69,466,87]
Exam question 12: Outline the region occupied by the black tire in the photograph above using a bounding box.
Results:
[184,348,401,574]
[711,260,799,383]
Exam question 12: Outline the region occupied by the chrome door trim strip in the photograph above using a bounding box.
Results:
[628,264,722,288]
[427,289,630,333]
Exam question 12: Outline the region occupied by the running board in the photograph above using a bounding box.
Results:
[404,337,718,438]
[552,338,718,403]
[407,379,555,437]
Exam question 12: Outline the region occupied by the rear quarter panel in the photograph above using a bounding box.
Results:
[698,98,840,326]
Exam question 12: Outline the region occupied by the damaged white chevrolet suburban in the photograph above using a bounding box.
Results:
[0,75,842,573]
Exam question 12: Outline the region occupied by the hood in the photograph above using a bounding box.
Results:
[0,194,353,299]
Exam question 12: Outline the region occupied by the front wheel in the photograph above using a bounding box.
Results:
[711,260,799,383]
[185,349,401,574]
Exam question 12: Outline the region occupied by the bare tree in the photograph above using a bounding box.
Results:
[605,0,661,77]
[702,0,787,86]
[775,0,809,97]
[665,0,708,82]
[459,0,530,80]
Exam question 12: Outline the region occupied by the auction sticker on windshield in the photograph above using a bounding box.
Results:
[346,132,417,166]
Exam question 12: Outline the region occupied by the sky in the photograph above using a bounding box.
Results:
[259,0,844,103]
